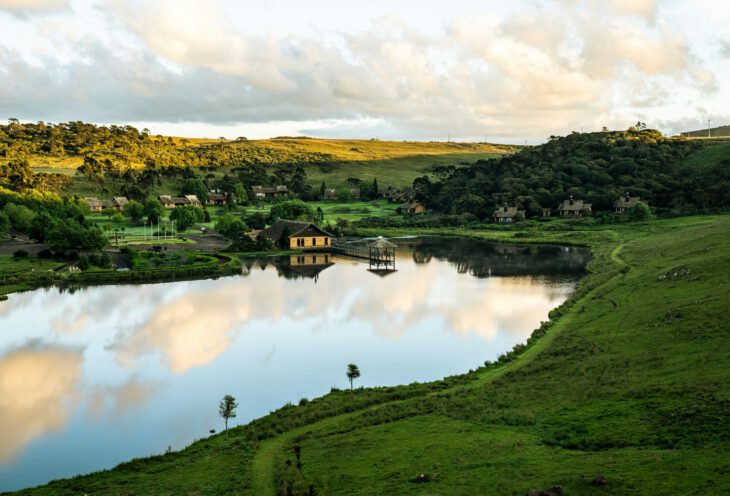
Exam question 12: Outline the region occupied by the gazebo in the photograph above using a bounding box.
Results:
[368,236,397,273]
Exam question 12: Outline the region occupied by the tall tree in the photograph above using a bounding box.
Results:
[218,394,238,438]
[346,363,361,390]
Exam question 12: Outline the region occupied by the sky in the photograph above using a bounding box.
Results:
[0,0,728,143]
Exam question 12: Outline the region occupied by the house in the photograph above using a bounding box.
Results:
[184,195,202,207]
[84,197,104,212]
[493,205,525,224]
[350,188,361,199]
[251,185,289,199]
[257,219,334,249]
[158,195,177,209]
[207,192,228,206]
[400,201,426,215]
[324,188,338,200]
[557,197,592,217]
[542,207,552,218]
[614,193,643,214]
[157,195,202,209]
[381,186,397,199]
[111,197,129,211]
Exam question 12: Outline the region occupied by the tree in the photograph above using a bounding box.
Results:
[372,178,379,198]
[320,181,326,198]
[215,213,249,240]
[181,178,209,203]
[628,201,652,221]
[125,200,145,223]
[346,363,361,390]
[269,199,314,222]
[218,394,238,438]
[2,203,36,233]
[143,200,162,224]
[170,205,204,231]
[45,220,106,252]
[0,211,10,236]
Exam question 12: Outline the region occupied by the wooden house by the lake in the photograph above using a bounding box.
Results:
[493,205,525,224]
[257,219,334,249]
[324,188,338,200]
[557,197,592,217]
[614,193,643,214]
[84,197,105,212]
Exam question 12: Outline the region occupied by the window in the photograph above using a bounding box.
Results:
[312,238,317,246]
[325,237,329,245]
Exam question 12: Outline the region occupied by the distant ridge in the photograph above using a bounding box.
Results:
[680,124,730,138]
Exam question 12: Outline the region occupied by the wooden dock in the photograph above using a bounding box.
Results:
[313,240,397,271]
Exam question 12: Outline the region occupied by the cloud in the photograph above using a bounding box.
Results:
[720,39,730,58]
[0,344,83,463]
[0,0,720,139]
[0,0,69,16]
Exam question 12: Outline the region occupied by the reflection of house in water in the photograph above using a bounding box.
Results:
[272,253,334,282]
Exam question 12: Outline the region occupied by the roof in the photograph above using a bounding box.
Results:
[112,196,128,206]
[208,193,227,201]
[493,206,520,218]
[402,201,425,210]
[258,219,334,240]
[369,236,397,248]
[615,195,642,208]
[84,197,102,207]
[558,198,592,211]
[252,185,288,194]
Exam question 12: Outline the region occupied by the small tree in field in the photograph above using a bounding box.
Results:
[346,363,361,390]
[628,202,652,222]
[219,394,238,438]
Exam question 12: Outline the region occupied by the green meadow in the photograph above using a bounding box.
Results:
[12,214,730,495]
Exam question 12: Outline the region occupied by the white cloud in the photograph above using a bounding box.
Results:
[0,0,724,140]
[0,0,68,16]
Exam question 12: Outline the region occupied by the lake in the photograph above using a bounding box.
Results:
[0,237,589,492]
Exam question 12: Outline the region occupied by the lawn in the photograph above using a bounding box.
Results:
[14,214,730,495]
[0,255,63,276]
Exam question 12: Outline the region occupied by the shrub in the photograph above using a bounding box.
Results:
[12,249,28,258]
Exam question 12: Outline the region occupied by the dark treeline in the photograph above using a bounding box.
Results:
[411,129,730,218]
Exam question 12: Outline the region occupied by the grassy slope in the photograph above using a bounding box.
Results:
[11,214,730,496]
[680,141,730,169]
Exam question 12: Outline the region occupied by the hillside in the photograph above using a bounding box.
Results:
[0,120,514,193]
[680,124,730,139]
[413,129,730,217]
[11,215,730,495]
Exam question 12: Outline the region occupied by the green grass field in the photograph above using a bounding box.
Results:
[11,214,730,495]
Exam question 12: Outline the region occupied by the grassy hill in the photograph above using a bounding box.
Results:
[681,124,730,139]
[12,214,730,495]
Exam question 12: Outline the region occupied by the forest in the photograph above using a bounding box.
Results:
[412,128,730,218]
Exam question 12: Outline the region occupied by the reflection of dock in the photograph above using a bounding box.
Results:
[328,237,397,273]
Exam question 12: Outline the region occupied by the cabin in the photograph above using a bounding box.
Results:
[400,201,426,215]
[257,219,334,250]
[207,192,228,206]
[493,205,525,224]
[84,197,105,212]
[542,207,552,218]
[323,188,338,200]
[251,185,289,199]
[381,186,397,199]
[157,195,202,209]
[614,193,643,214]
[350,188,361,199]
[111,197,129,211]
[557,197,592,217]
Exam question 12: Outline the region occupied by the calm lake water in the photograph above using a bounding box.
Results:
[0,237,589,492]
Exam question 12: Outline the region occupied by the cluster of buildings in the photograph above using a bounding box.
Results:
[492,194,645,224]
[84,191,233,212]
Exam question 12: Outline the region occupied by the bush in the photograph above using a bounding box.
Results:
[77,255,90,270]
[12,249,28,258]
[37,248,54,259]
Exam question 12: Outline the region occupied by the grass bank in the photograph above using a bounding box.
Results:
[8,215,730,495]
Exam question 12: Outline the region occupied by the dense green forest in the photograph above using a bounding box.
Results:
[412,129,730,218]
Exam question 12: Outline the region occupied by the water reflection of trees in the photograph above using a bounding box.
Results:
[402,238,590,277]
